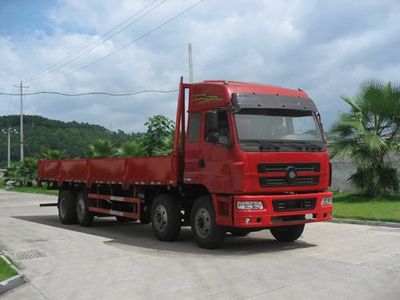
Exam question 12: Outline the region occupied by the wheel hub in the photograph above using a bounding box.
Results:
[77,198,85,220]
[153,205,168,232]
[195,208,211,239]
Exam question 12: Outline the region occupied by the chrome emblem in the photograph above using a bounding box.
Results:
[286,166,297,183]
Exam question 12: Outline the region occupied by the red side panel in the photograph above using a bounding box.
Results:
[40,160,60,181]
[124,156,176,185]
[38,156,177,187]
[59,159,87,182]
[87,158,126,184]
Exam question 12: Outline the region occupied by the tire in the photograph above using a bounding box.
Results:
[151,194,181,241]
[191,195,226,249]
[230,228,250,237]
[116,216,137,222]
[58,190,77,224]
[76,190,94,227]
[270,224,305,242]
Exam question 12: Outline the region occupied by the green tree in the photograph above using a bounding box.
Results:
[88,140,116,158]
[330,80,400,196]
[142,115,175,156]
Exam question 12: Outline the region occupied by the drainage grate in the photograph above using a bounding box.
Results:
[12,250,45,260]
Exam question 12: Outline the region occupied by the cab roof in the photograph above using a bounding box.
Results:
[201,80,310,99]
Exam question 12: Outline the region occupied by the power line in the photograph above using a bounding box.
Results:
[25,0,167,83]
[0,89,178,97]
[31,0,205,87]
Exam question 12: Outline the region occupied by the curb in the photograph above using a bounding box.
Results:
[330,218,400,228]
[0,254,25,294]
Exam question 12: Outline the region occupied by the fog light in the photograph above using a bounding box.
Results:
[321,197,332,206]
[245,218,251,223]
[237,201,264,210]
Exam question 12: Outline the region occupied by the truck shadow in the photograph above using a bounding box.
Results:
[14,215,317,256]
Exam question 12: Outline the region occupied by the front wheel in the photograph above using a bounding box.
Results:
[191,196,226,249]
[270,224,304,242]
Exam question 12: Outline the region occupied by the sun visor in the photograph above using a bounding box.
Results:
[231,93,318,112]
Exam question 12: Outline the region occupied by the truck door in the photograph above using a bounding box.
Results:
[184,108,235,193]
[200,108,235,193]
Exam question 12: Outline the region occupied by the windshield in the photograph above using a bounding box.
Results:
[234,109,325,152]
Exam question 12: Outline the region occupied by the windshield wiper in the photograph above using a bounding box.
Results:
[240,140,280,151]
[274,141,303,151]
[259,142,280,151]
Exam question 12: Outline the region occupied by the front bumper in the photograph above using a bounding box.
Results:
[233,191,333,228]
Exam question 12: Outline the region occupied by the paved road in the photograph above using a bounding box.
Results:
[0,190,399,300]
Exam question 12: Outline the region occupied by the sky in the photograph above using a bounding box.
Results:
[0,0,399,133]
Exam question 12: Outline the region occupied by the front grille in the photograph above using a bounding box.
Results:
[258,163,320,173]
[259,176,319,187]
[272,198,316,212]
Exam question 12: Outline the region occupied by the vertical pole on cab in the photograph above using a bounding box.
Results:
[173,77,186,184]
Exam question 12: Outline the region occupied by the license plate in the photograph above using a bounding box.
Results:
[305,214,314,220]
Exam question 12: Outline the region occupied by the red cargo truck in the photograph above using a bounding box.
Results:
[38,78,333,248]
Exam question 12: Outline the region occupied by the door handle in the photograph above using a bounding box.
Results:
[199,158,205,168]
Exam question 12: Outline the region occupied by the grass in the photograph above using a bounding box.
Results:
[0,255,18,282]
[0,184,58,196]
[333,193,400,223]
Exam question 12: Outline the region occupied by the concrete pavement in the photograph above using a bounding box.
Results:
[0,190,399,299]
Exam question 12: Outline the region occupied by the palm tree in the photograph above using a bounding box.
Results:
[153,135,174,156]
[88,140,116,158]
[116,140,146,157]
[330,80,400,196]
[6,158,38,186]
[41,149,67,160]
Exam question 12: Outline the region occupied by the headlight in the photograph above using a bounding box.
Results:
[237,201,264,210]
[321,197,332,206]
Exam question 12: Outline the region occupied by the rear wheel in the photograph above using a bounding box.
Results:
[270,224,304,242]
[151,194,181,241]
[191,195,226,249]
[58,190,77,224]
[76,190,94,227]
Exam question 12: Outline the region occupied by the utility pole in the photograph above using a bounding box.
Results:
[1,128,16,167]
[188,43,193,83]
[14,81,29,162]
[7,128,10,168]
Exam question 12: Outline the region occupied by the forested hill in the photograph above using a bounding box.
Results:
[0,115,138,167]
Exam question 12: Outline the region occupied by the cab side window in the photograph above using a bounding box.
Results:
[188,113,201,143]
[205,109,231,146]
